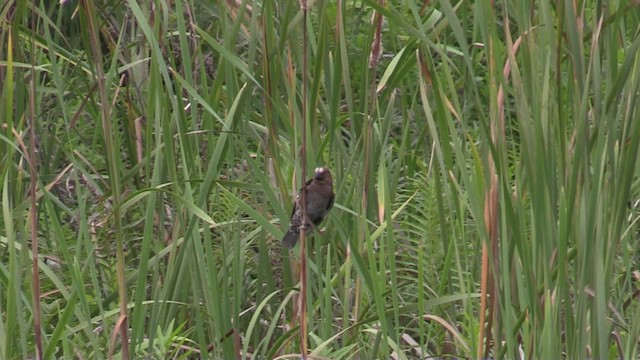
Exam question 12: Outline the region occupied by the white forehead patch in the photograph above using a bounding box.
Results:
[315,167,325,173]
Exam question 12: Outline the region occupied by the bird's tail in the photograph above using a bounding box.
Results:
[282,230,298,248]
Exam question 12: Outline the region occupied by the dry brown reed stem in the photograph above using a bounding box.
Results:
[299,1,309,358]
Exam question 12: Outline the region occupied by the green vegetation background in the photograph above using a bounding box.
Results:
[1,0,640,359]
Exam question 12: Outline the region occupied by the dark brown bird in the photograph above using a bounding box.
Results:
[282,167,335,248]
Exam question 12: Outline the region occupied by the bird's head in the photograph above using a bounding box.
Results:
[313,167,333,184]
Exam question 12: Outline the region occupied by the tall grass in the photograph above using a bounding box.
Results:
[1,0,639,359]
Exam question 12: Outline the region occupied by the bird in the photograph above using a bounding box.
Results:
[282,167,335,248]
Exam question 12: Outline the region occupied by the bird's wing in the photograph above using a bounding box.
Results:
[290,178,314,218]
